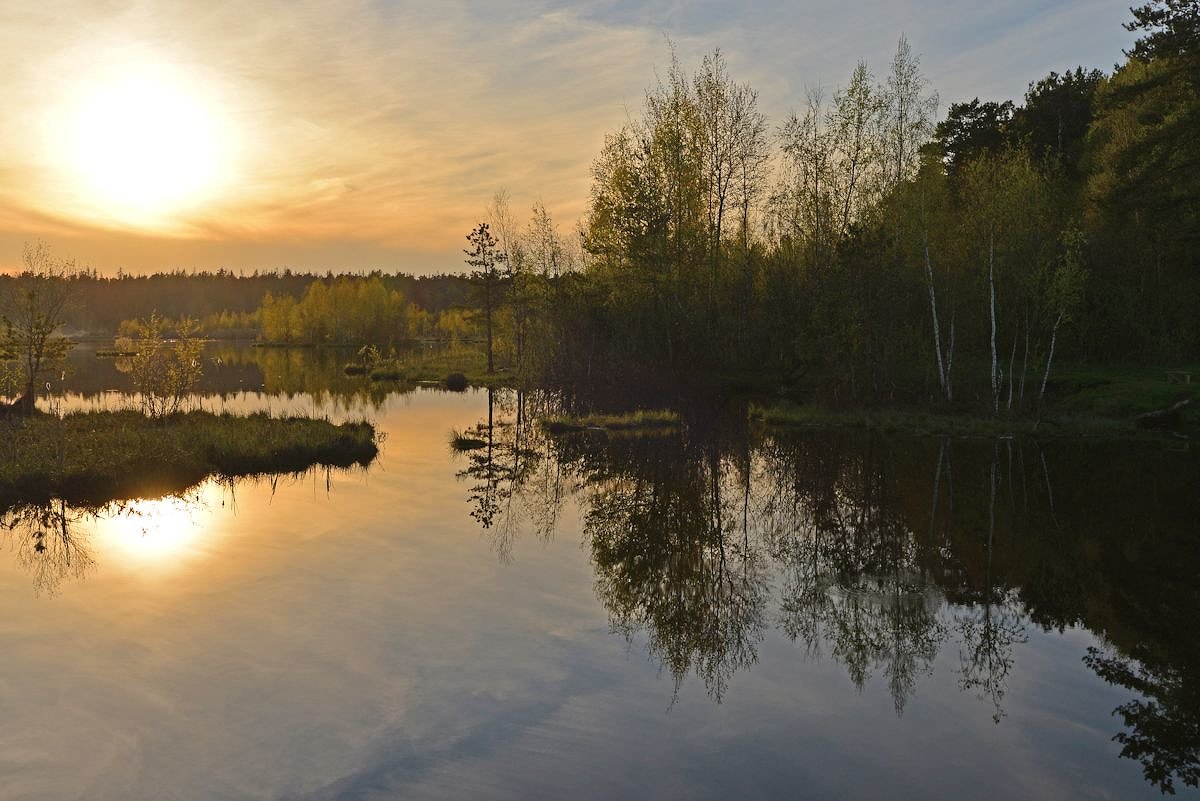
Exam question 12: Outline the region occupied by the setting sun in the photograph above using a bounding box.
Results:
[48,60,236,228]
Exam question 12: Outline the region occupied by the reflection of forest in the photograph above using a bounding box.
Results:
[456,390,1200,793]
[60,344,427,410]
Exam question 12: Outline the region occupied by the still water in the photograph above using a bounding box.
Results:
[1,346,1197,800]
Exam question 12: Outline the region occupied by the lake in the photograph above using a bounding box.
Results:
[2,345,1197,800]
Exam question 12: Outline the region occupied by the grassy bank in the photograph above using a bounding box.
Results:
[748,402,1122,437]
[0,410,378,509]
[1044,364,1200,421]
[751,363,1200,437]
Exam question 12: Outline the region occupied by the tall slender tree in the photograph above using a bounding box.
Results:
[464,222,508,374]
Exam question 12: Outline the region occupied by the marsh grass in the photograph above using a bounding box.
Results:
[751,401,1161,438]
[448,428,488,450]
[543,409,679,434]
[0,410,378,510]
[356,347,508,387]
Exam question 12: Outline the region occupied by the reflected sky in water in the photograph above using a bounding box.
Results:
[1,362,1197,800]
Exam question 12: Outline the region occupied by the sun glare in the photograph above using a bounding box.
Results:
[93,489,221,571]
[48,57,236,228]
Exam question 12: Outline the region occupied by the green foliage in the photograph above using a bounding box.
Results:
[1012,68,1105,177]
[0,269,473,337]
[934,98,1014,173]
[258,276,409,345]
[538,22,1200,412]
[119,313,205,417]
[1080,53,1200,360]
[0,242,77,405]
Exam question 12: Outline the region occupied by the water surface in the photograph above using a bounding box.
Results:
[2,348,1197,800]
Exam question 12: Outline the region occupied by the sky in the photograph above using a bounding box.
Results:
[0,0,1136,276]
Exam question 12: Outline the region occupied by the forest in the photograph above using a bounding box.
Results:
[3,0,1197,416]
[0,269,474,339]
[519,0,1199,410]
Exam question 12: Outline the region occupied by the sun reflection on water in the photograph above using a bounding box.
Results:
[92,482,228,570]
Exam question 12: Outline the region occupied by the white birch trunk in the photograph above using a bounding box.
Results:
[1019,313,1029,405]
[988,231,998,413]
[923,232,947,399]
[946,311,956,402]
[1007,329,1017,410]
[1039,312,1063,403]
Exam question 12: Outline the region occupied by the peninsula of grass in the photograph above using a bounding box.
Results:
[0,410,378,510]
[542,409,680,434]
[357,348,512,388]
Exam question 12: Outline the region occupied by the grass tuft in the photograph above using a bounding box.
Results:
[448,428,487,450]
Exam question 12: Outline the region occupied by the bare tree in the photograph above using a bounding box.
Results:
[488,189,525,369]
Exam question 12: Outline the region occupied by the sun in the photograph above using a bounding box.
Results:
[49,58,237,228]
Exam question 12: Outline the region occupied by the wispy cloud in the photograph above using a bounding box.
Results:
[0,0,1136,273]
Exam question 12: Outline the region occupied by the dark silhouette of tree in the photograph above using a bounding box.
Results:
[452,388,541,561]
[463,222,508,374]
[1011,68,1104,176]
[1,242,77,413]
[934,98,1014,173]
[1126,0,1200,68]
[2,501,94,596]
[1085,646,1200,795]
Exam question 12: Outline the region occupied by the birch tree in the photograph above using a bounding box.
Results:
[960,149,1055,412]
[488,189,527,371]
[882,36,940,189]
[0,242,77,413]
[1037,224,1087,403]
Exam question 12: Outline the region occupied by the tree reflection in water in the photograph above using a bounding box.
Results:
[2,499,95,596]
[451,388,551,562]
[0,468,350,596]
[0,486,226,596]
[579,426,769,703]
[454,392,1200,792]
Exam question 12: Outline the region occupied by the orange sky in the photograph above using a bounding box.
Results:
[0,1,1134,275]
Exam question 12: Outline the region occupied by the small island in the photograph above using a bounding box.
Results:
[1,410,378,511]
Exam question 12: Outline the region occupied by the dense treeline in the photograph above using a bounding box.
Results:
[256,274,480,344]
[486,2,1198,409]
[5,2,1196,410]
[0,269,473,336]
